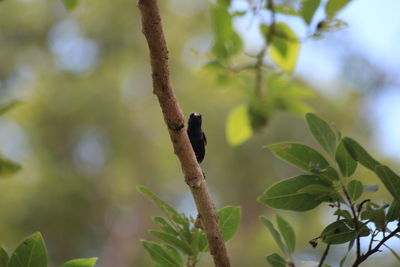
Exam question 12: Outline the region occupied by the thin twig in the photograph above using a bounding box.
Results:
[254,0,276,96]
[318,244,330,267]
[342,185,361,258]
[352,226,400,266]
[137,1,230,266]
[254,47,266,96]
[368,229,378,251]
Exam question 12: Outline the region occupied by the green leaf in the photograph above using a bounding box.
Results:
[273,4,299,16]
[347,180,363,201]
[178,217,192,244]
[211,0,242,61]
[141,240,182,267]
[164,244,182,266]
[260,217,289,257]
[60,258,98,267]
[321,220,356,244]
[298,184,338,199]
[189,228,201,254]
[197,232,208,252]
[136,186,185,225]
[152,217,179,236]
[321,220,370,245]
[258,175,331,211]
[268,23,300,74]
[268,142,329,172]
[0,157,22,178]
[218,206,241,242]
[325,0,351,18]
[335,140,357,177]
[301,0,321,25]
[8,232,48,267]
[266,253,287,267]
[334,210,353,226]
[317,18,348,32]
[226,105,252,146]
[62,0,79,12]
[0,101,23,116]
[305,113,337,155]
[276,216,296,253]
[149,230,193,255]
[361,208,386,230]
[374,165,400,203]
[0,247,8,267]
[318,166,339,182]
[342,137,380,172]
[386,200,400,222]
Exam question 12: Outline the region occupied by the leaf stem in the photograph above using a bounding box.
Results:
[342,185,361,258]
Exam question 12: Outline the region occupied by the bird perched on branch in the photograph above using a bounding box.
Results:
[187,112,207,163]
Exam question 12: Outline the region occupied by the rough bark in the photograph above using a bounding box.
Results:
[137,1,231,266]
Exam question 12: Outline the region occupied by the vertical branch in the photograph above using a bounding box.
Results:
[254,48,266,97]
[342,185,361,258]
[318,244,330,267]
[266,0,277,44]
[254,0,276,96]
[137,1,231,266]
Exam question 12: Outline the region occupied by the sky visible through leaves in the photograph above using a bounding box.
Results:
[231,0,400,161]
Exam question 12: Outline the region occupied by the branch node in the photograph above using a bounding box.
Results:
[167,121,184,131]
[185,176,203,188]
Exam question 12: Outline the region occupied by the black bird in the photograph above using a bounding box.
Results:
[187,112,207,163]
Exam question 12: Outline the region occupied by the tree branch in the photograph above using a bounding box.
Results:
[137,1,231,266]
[254,0,276,96]
[318,244,330,267]
[352,226,400,266]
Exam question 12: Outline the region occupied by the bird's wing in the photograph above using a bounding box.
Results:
[203,132,207,146]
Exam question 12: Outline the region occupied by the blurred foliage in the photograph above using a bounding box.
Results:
[63,0,79,12]
[0,101,22,178]
[206,0,351,146]
[1,232,97,267]
[0,0,398,267]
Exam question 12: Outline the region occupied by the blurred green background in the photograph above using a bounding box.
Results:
[0,0,399,266]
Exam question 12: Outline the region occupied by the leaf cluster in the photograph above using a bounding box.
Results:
[137,186,241,267]
[259,113,400,266]
[261,216,296,267]
[206,0,352,146]
[0,101,98,267]
[0,232,97,267]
